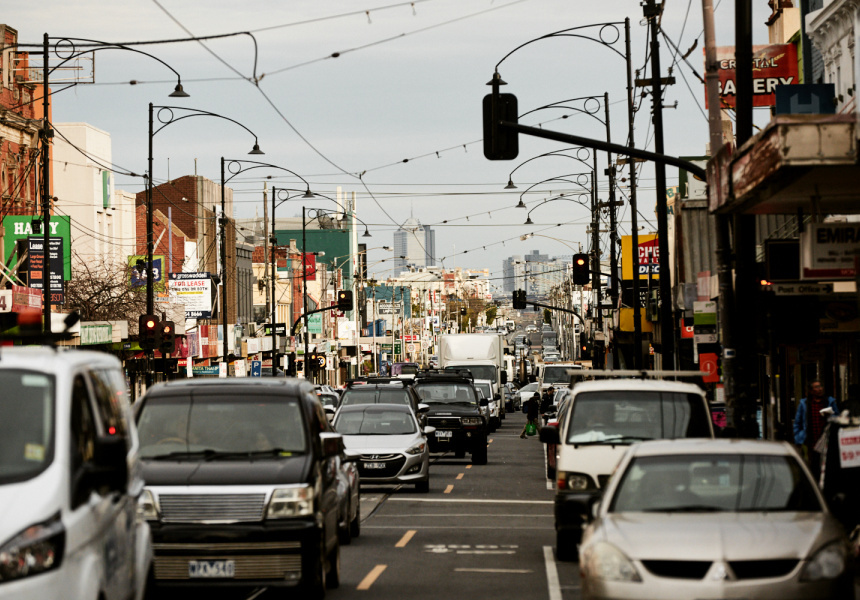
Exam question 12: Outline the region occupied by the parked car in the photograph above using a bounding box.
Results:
[541,377,714,560]
[517,382,540,410]
[0,346,151,600]
[334,403,434,492]
[474,379,500,431]
[579,439,854,600]
[135,379,346,597]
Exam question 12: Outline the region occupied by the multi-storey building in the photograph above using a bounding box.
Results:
[393,217,435,274]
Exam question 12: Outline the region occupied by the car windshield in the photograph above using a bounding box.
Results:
[335,407,417,435]
[414,382,478,405]
[520,383,539,394]
[318,393,339,409]
[476,383,492,399]
[341,388,412,406]
[543,367,571,384]
[0,371,54,484]
[444,365,496,382]
[566,391,711,445]
[137,394,307,459]
[610,454,822,513]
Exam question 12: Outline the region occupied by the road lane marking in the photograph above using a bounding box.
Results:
[367,525,553,530]
[395,530,416,547]
[388,498,552,505]
[489,439,494,443]
[456,473,464,480]
[543,546,563,600]
[444,484,454,494]
[379,513,553,518]
[455,568,532,573]
[357,564,387,590]
[466,465,472,469]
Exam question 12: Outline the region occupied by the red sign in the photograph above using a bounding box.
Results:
[680,319,694,339]
[699,352,720,383]
[302,253,317,281]
[707,44,799,108]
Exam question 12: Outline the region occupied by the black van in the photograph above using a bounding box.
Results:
[135,378,347,597]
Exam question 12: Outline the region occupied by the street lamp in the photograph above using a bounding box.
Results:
[515,174,591,209]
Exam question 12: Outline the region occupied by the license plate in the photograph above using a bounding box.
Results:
[365,462,386,469]
[188,560,235,578]
[436,430,453,438]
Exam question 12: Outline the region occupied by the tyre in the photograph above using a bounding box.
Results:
[501,410,506,420]
[454,446,466,459]
[349,501,361,538]
[303,538,327,599]
[338,519,351,545]
[415,478,430,493]
[471,434,488,465]
[326,539,341,589]
[546,463,556,480]
[556,529,580,562]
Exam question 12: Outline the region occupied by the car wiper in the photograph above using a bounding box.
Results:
[147,449,218,461]
[449,401,478,406]
[569,435,654,447]
[205,448,301,459]
[643,505,724,513]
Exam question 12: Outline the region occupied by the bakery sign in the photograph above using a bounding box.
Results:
[800,223,860,281]
[706,44,798,108]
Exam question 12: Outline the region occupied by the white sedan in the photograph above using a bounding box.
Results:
[578,439,853,600]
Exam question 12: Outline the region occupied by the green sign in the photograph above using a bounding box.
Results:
[308,313,323,334]
[3,216,71,279]
[394,341,401,354]
[378,343,393,353]
[80,323,112,345]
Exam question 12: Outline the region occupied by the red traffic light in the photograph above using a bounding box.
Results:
[145,319,157,329]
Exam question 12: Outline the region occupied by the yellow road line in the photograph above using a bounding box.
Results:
[357,564,387,590]
[466,465,472,469]
[489,439,494,443]
[456,473,464,480]
[444,484,454,494]
[395,530,417,548]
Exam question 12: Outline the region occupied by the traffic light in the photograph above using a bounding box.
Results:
[482,90,519,160]
[159,320,176,353]
[572,253,590,286]
[139,314,159,350]
[460,307,467,316]
[337,290,353,311]
[512,289,526,309]
[580,340,592,360]
[308,353,326,373]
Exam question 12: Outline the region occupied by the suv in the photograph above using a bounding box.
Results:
[135,378,347,596]
[338,379,426,423]
[541,377,714,560]
[412,371,490,465]
[0,346,150,600]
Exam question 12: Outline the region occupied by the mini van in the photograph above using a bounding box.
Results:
[0,346,150,600]
[541,377,714,560]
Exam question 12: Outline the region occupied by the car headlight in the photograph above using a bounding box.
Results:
[582,542,641,582]
[406,442,426,455]
[557,471,594,491]
[801,541,847,581]
[0,515,65,583]
[267,485,314,519]
[461,417,483,426]
[137,489,159,521]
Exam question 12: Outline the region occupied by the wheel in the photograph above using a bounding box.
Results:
[546,463,556,480]
[556,529,580,562]
[471,434,488,465]
[326,539,341,589]
[415,478,430,493]
[303,537,327,599]
[501,410,506,420]
[454,446,466,459]
[349,510,361,538]
[338,520,351,545]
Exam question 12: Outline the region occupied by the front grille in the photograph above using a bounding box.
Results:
[153,541,300,552]
[358,454,407,478]
[641,560,712,579]
[159,494,266,523]
[597,475,611,488]
[428,417,461,429]
[729,559,799,580]
[153,554,302,580]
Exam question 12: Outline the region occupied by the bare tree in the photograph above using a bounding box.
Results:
[63,254,148,324]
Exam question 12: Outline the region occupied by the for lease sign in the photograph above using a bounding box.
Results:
[169,272,212,318]
[706,44,798,108]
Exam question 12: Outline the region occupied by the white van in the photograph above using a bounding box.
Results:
[541,377,714,561]
[0,347,151,600]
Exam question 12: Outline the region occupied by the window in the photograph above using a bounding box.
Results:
[89,369,128,438]
[70,375,98,507]
[0,371,54,484]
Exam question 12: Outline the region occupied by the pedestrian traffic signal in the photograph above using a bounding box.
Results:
[572,253,590,286]
[159,320,176,353]
[337,290,353,311]
[482,91,519,160]
[512,289,526,309]
[139,314,160,350]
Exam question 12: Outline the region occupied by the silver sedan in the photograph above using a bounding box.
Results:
[333,403,435,493]
[579,439,854,600]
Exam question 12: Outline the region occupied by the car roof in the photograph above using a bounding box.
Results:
[336,402,413,413]
[571,378,705,395]
[146,377,313,398]
[0,346,121,371]
[629,438,795,457]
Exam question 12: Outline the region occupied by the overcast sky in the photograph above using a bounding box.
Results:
[7,0,772,286]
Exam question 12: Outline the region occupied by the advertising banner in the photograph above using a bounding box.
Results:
[3,216,71,279]
[621,234,660,280]
[308,313,323,334]
[707,44,798,109]
[302,253,317,281]
[27,238,64,304]
[169,272,212,318]
[128,255,164,288]
[800,223,859,281]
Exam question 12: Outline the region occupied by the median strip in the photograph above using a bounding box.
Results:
[395,530,417,548]
[357,564,387,590]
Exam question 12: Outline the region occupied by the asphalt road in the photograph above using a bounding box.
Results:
[155,410,583,600]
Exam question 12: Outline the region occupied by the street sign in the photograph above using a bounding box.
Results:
[801,223,860,280]
[251,360,262,377]
[263,323,287,336]
[772,282,834,295]
[377,301,402,315]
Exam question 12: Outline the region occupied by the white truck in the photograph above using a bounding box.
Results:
[439,333,508,419]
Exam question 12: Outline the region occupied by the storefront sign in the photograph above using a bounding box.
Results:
[3,216,71,280]
[707,44,798,108]
[80,323,112,345]
[800,223,859,280]
[693,301,717,326]
[192,366,219,375]
[838,427,860,468]
[308,313,322,334]
[27,238,64,304]
[772,283,834,295]
[621,234,660,280]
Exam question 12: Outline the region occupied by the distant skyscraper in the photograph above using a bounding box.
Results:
[393,218,435,274]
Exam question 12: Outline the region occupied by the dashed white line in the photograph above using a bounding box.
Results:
[543,546,563,600]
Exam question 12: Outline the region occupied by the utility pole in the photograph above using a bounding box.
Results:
[644,0,675,369]
[624,18,643,369]
[41,34,52,334]
[604,92,620,368]
[220,158,229,371]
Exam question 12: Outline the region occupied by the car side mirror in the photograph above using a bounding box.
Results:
[479,398,489,407]
[417,403,430,413]
[539,426,560,444]
[319,432,345,458]
[501,371,508,384]
[423,426,436,436]
[74,434,128,506]
[493,393,501,401]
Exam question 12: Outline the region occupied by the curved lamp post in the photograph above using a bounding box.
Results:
[516,174,593,209]
[523,194,590,225]
[222,160,313,370]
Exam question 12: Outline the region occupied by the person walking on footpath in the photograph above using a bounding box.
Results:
[520,392,541,439]
[794,380,838,482]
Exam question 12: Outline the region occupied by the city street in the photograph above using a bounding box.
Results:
[164,411,581,600]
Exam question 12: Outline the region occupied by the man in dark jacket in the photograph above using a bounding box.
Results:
[520,393,541,439]
[794,379,838,482]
